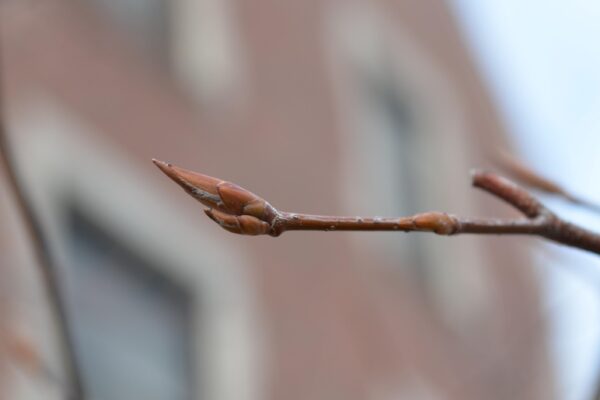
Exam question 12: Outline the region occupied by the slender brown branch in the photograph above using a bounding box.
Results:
[494,150,600,214]
[153,160,600,256]
[0,37,84,399]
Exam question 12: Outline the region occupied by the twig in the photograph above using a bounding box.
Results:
[494,150,600,214]
[153,159,600,256]
[494,153,600,400]
[0,36,85,399]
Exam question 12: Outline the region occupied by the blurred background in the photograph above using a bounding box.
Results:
[0,0,599,399]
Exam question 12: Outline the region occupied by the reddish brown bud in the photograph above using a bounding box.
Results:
[154,160,277,235]
[153,159,222,209]
[205,208,270,235]
[216,181,266,215]
[238,215,271,235]
[412,212,458,235]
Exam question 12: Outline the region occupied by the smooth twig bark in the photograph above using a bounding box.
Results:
[153,160,600,256]
[0,37,84,399]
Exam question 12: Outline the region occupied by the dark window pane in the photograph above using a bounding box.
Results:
[86,0,170,63]
[65,209,194,400]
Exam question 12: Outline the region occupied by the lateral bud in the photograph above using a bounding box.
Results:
[412,212,458,235]
[205,209,271,235]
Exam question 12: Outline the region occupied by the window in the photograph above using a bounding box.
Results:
[86,0,244,103]
[326,2,431,276]
[86,0,171,63]
[66,208,194,400]
[325,2,491,326]
[11,99,265,400]
[356,59,430,273]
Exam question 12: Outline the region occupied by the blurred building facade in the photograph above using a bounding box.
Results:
[0,0,554,399]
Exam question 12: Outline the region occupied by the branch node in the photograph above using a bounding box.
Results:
[411,212,460,235]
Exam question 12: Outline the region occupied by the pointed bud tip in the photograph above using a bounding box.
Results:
[152,158,186,186]
[152,158,172,171]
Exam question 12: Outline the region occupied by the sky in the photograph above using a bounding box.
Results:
[448,1,600,399]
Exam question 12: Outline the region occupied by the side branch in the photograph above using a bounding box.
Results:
[494,151,600,214]
[471,170,546,218]
[153,160,600,256]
